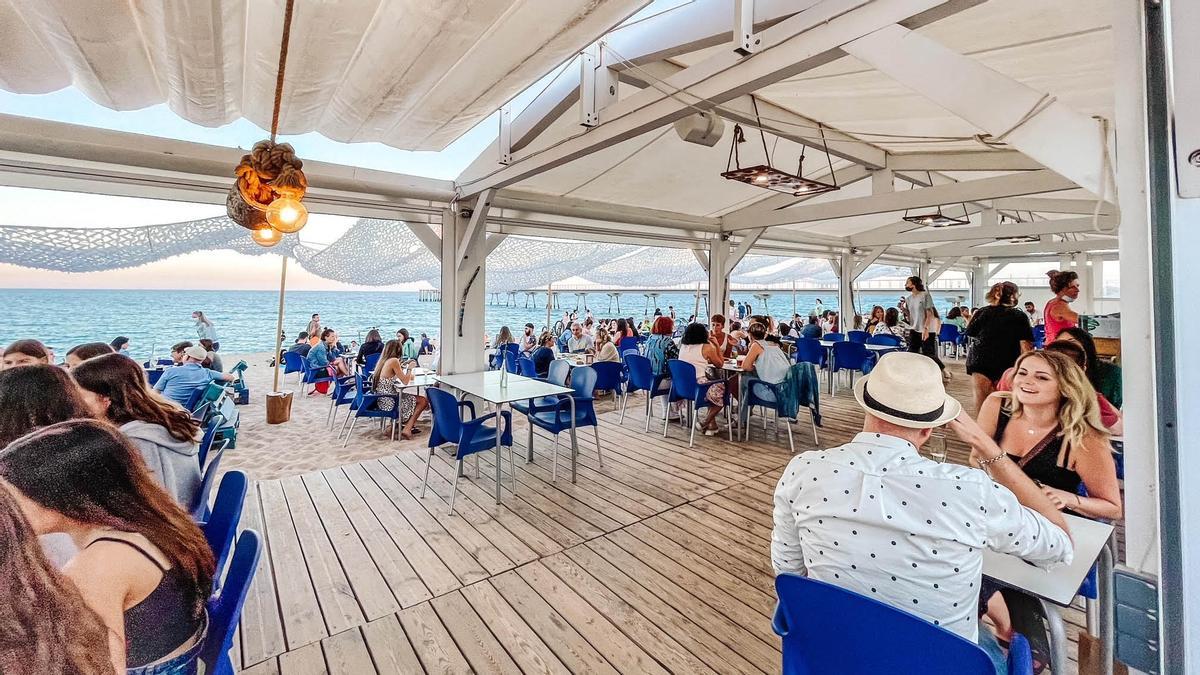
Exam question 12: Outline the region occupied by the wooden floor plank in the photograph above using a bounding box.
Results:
[238,486,288,668]
[360,614,425,675]
[459,581,570,675]
[341,463,462,597]
[322,467,433,608]
[489,571,620,675]
[280,475,366,635]
[259,480,328,649]
[302,472,401,621]
[430,591,523,674]
[640,514,777,591]
[397,603,473,675]
[516,560,670,675]
[321,628,377,675]
[277,641,328,675]
[241,658,281,675]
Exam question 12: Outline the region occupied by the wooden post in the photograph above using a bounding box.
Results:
[272,256,288,392]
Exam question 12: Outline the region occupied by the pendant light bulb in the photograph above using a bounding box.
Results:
[251,225,283,248]
[266,195,308,233]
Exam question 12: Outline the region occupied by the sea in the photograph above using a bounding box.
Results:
[0,288,967,359]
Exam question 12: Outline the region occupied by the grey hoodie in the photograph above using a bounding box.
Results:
[120,420,201,508]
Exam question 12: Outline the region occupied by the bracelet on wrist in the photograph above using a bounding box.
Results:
[977,451,1007,477]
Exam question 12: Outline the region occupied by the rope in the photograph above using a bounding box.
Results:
[971,94,1057,149]
[269,0,297,142]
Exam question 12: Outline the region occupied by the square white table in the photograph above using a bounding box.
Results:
[983,513,1115,675]
[433,371,576,498]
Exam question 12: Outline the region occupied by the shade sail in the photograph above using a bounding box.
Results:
[0,0,646,150]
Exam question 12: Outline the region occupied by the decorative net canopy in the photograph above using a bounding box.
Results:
[0,216,908,288]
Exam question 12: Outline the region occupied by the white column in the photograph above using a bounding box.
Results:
[438,207,487,375]
[969,261,988,308]
[707,236,730,324]
[1113,0,1159,580]
[1073,251,1094,314]
[838,251,854,325]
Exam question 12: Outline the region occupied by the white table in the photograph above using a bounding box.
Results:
[983,513,1115,675]
[433,371,575,499]
[817,341,899,394]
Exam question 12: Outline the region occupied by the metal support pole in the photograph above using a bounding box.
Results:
[271,256,288,393]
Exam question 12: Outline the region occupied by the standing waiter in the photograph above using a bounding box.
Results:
[903,276,933,353]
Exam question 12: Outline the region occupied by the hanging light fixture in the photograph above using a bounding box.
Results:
[902,172,970,228]
[226,0,308,246]
[720,98,839,197]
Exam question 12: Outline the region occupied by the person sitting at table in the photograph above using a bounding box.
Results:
[371,339,430,440]
[530,332,557,378]
[566,322,594,354]
[800,315,823,339]
[741,322,791,399]
[709,314,733,358]
[287,332,312,359]
[994,341,1123,435]
[975,349,1121,645]
[521,323,538,354]
[167,341,193,366]
[778,322,793,340]
[153,345,235,408]
[872,307,909,348]
[0,485,115,675]
[593,327,620,363]
[1055,327,1122,408]
[198,338,223,372]
[308,328,350,379]
[356,329,385,367]
[72,353,202,506]
[864,305,886,333]
[494,325,515,349]
[643,316,679,378]
[0,420,215,674]
[63,341,114,369]
[726,320,749,355]
[772,352,1073,672]
[679,323,728,436]
[2,339,52,370]
[0,364,92,449]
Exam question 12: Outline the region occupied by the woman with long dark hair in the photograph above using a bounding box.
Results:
[71,354,202,505]
[356,328,384,367]
[1055,326,1123,408]
[0,420,215,674]
[0,487,114,675]
[964,281,1034,410]
[678,322,727,435]
[64,342,114,369]
[0,365,91,449]
[2,339,51,369]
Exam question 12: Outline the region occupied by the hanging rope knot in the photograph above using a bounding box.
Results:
[228,139,308,229]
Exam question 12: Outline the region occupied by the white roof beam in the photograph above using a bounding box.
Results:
[492,190,719,231]
[851,247,888,278]
[457,0,973,196]
[406,223,442,260]
[992,197,1116,216]
[924,238,1118,258]
[855,214,1117,247]
[727,228,766,272]
[456,189,495,271]
[886,150,1043,171]
[843,25,1112,197]
[726,169,1076,230]
[927,257,961,283]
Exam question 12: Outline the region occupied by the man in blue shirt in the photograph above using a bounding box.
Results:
[154,345,234,408]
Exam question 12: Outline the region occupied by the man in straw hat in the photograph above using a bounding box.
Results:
[771,352,1073,664]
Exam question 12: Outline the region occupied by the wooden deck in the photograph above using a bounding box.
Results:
[231,363,1096,674]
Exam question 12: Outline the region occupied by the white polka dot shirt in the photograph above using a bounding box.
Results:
[771,432,1074,641]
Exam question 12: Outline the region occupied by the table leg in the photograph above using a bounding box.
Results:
[1038,598,1069,675]
[569,397,578,483]
[494,430,502,504]
[1098,540,1115,675]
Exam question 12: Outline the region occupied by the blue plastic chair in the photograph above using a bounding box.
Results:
[502,350,520,374]
[340,373,400,447]
[200,470,248,591]
[823,332,846,342]
[300,359,336,395]
[190,437,229,520]
[1032,324,1046,349]
[831,341,872,395]
[282,351,306,384]
[546,358,570,386]
[361,352,381,377]
[938,324,961,358]
[621,353,670,431]
[847,330,870,344]
[422,387,514,513]
[867,333,902,348]
[590,361,625,405]
[794,337,827,369]
[518,355,538,378]
[527,366,602,481]
[197,413,225,467]
[199,530,262,675]
[664,359,731,447]
[327,375,357,430]
[741,378,799,452]
[773,574,1032,674]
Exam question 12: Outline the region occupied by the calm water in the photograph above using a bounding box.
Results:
[0,288,966,359]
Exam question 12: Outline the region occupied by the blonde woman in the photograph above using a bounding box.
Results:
[593,327,620,363]
[371,339,429,440]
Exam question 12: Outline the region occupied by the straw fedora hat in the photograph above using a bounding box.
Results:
[852,352,961,429]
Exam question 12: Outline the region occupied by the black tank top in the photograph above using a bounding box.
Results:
[993,408,1083,501]
[86,536,203,667]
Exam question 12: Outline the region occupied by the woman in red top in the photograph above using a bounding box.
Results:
[1043,269,1081,342]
